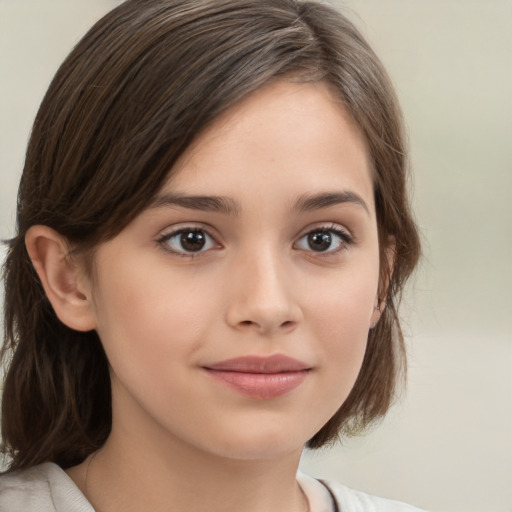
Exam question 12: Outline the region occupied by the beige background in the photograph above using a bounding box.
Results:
[1,1,511,511]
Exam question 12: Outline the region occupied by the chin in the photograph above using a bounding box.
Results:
[198,427,312,462]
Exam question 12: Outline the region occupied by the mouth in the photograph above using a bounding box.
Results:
[202,354,312,399]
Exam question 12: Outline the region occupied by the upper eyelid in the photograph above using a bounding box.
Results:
[156,221,354,245]
[296,222,354,240]
[157,227,221,258]
[293,224,355,253]
[158,222,219,239]
[157,224,221,249]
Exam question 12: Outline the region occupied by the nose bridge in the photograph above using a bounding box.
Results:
[226,242,301,333]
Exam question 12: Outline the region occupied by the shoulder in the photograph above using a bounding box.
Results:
[297,471,424,512]
[321,478,425,512]
[0,464,55,511]
[0,463,93,512]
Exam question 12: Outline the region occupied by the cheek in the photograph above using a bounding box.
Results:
[305,263,379,403]
[307,260,378,341]
[313,294,371,380]
[90,261,214,377]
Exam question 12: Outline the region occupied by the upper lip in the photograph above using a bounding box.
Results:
[204,354,311,374]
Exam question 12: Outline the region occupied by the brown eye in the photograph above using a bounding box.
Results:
[180,230,207,252]
[294,227,352,253]
[307,231,333,252]
[160,228,217,255]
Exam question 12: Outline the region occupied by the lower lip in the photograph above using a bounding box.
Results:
[204,369,309,399]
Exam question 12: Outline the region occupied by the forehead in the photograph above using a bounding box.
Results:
[162,80,374,215]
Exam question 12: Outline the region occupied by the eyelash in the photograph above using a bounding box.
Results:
[157,224,353,258]
[157,226,219,258]
[294,224,354,255]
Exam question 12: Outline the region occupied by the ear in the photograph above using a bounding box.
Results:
[370,236,396,328]
[25,225,96,332]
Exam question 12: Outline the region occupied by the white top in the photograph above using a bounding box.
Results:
[0,462,423,511]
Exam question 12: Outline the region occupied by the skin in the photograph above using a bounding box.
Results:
[28,80,383,512]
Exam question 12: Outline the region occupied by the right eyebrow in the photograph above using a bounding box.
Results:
[149,193,241,216]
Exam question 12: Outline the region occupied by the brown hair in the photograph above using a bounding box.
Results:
[1,0,420,470]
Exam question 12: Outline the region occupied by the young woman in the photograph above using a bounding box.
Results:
[0,1,421,510]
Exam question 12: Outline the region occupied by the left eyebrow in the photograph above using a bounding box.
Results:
[149,193,241,215]
[293,191,370,215]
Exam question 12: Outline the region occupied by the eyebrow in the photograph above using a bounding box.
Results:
[293,191,370,214]
[149,190,369,216]
[150,193,241,215]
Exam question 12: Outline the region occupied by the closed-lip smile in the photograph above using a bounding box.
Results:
[202,354,311,399]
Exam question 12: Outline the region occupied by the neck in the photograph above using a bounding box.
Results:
[69,425,307,512]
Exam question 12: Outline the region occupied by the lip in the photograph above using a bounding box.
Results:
[203,355,311,399]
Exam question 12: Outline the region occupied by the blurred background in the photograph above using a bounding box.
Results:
[1,1,511,511]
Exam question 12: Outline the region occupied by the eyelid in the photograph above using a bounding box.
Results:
[158,222,217,238]
[157,223,221,257]
[295,222,354,239]
[293,223,354,254]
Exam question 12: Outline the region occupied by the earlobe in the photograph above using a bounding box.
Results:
[25,225,96,332]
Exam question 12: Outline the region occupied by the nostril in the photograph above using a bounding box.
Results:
[237,319,296,330]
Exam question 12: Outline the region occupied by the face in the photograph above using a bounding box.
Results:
[86,80,381,462]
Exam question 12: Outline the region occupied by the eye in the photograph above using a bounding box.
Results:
[294,227,352,253]
[159,228,218,255]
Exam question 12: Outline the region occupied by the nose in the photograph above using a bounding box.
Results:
[225,248,303,335]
